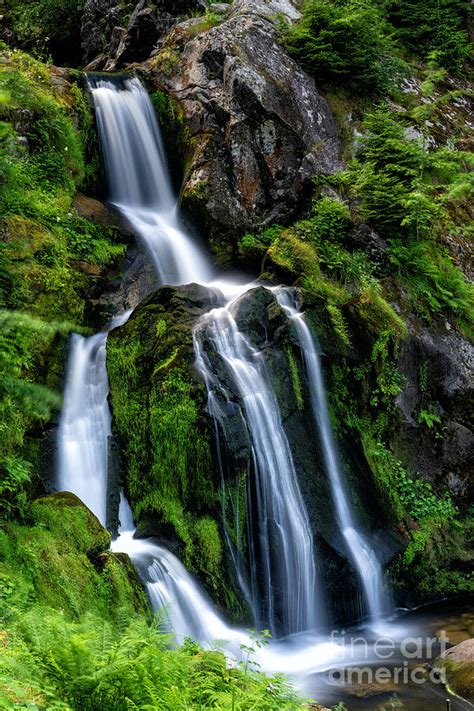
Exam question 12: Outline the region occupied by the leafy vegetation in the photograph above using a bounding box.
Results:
[387,0,471,71]
[284,0,470,92]
[0,1,472,705]
[334,109,474,332]
[1,610,305,710]
[283,0,402,93]
[0,45,126,521]
[5,0,85,64]
[1,493,302,709]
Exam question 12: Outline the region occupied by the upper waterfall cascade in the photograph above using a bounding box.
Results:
[56,76,391,676]
[87,76,213,287]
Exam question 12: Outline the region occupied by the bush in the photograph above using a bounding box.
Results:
[337,109,474,327]
[0,609,305,709]
[309,197,350,242]
[387,0,471,72]
[284,0,400,93]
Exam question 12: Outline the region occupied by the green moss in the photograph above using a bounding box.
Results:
[0,45,126,520]
[193,516,223,590]
[222,471,247,557]
[286,347,304,411]
[0,493,148,624]
[150,90,195,188]
[153,48,181,77]
[107,291,237,601]
[443,659,474,702]
[181,179,211,240]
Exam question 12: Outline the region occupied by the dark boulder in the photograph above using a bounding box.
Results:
[393,327,474,506]
[139,0,341,265]
[81,0,200,69]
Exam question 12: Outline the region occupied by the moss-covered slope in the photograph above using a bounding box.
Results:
[107,284,246,618]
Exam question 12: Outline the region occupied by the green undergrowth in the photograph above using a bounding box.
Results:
[283,0,470,95]
[0,45,125,322]
[0,45,126,520]
[0,610,305,710]
[5,0,85,65]
[1,493,303,708]
[330,329,473,600]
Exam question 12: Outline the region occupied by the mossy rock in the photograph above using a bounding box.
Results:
[149,90,196,193]
[30,491,111,554]
[438,639,474,703]
[107,283,246,617]
[0,492,148,622]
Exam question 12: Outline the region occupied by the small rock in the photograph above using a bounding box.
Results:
[209,3,230,13]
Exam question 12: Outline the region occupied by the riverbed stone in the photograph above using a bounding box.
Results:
[440,639,474,702]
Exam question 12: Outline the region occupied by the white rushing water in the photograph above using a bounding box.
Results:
[56,311,130,526]
[86,74,322,637]
[57,331,110,525]
[194,296,319,636]
[112,493,349,677]
[274,288,386,622]
[88,76,213,286]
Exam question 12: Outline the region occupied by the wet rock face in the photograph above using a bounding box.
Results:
[81,0,200,69]
[139,0,341,264]
[81,0,128,68]
[394,327,474,505]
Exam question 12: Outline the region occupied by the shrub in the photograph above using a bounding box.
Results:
[0,609,306,709]
[387,0,471,72]
[337,109,474,327]
[6,0,85,64]
[309,197,350,242]
[284,0,400,93]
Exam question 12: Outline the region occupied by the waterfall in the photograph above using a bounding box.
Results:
[56,311,130,526]
[112,494,249,647]
[113,494,346,675]
[87,75,213,287]
[274,288,386,622]
[57,332,110,525]
[55,74,390,673]
[194,296,320,636]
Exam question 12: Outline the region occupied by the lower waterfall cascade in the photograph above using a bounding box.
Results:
[193,298,319,636]
[55,75,396,683]
[274,288,387,623]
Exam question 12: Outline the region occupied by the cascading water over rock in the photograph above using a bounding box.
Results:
[87,75,213,287]
[193,295,320,636]
[274,288,387,623]
[56,311,130,526]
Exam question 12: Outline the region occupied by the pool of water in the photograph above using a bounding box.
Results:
[305,598,474,710]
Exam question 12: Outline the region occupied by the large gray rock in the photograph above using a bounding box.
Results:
[394,327,474,504]
[139,0,341,265]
